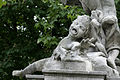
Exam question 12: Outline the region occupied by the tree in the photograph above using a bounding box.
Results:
[0,0,120,80]
[0,0,83,79]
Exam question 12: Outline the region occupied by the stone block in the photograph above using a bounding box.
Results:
[107,77,120,80]
[25,74,44,80]
[43,69,107,80]
[44,60,92,71]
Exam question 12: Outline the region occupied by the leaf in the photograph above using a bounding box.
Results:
[0,0,6,8]
[115,0,119,4]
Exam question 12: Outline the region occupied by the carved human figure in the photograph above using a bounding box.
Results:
[12,14,119,77]
[61,0,120,70]
[90,9,120,70]
[90,10,107,56]
[12,15,95,77]
[52,15,95,61]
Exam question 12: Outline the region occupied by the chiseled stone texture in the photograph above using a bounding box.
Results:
[117,66,120,75]
[44,60,92,71]
[25,74,120,80]
[26,74,44,80]
[43,69,107,80]
[107,77,120,80]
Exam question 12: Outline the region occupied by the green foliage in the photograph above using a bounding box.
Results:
[0,0,120,80]
[116,0,120,26]
[0,0,83,80]
[115,0,119,4]
[0,0,6,8]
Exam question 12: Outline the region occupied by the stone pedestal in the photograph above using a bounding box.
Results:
[25,70,120,80]
[25,74,44,80]
[44,60,92,71]
[42,69,107,80]
[107,77,120,80]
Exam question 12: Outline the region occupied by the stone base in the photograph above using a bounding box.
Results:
[107,77,120,80]
[42,69,107,80]
[25,74,44,80]
[44,60,92,71]
[25,70,120,80]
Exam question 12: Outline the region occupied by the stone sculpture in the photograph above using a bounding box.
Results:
[61,0,120,70]
[12,15,95,76]
[52,15,94,61]
[12,0,120,79]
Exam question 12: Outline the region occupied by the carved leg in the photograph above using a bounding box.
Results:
[12,62,37,77]
[12,58,48,77]
[107,49,119,70]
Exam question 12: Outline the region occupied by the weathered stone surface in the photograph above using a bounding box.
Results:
[12,58,49,77]
[43,70,107,80]
[107,77,120,80]
[44,60,92,71]
[26,75,44,80]
[26,74,120,80]
[117,66,120,75]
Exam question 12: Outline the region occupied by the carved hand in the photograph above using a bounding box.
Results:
[80,38,95,49]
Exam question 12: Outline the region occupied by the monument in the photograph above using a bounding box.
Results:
[12,0,120,80]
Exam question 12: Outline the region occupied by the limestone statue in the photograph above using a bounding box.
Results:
[12,15,119,77]
[52,15,95,61]
[12,0,120,78]
[13,15,95,77]
[61,0,120,70]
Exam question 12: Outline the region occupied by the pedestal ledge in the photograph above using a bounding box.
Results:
[25,74,44,80]
[107,77,120,80]
[42,69,107,76]
[42,69,107,80]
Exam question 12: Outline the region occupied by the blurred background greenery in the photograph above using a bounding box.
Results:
[0,0,120,80]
